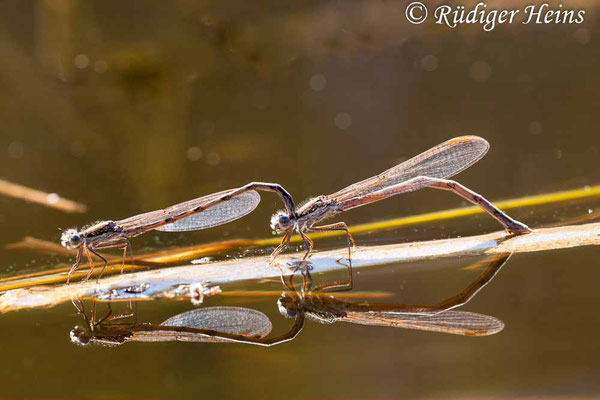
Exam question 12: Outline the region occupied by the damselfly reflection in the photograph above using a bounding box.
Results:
[70,299,273,346]
[275,253,511,337]
[269,136,531,261]
[71,254,511,346]
[60,183,295,283]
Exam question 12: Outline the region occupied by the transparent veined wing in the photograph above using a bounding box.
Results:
[128,307,273,344]
[156,191,260,232]
[117,189,260,233]
[160,306,273,339]
[343,309,504,336]
[330,136,489,204]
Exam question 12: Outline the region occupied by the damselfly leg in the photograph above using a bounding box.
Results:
[67,247,83,284]
[271,229,292,262]
[310,222,355,288]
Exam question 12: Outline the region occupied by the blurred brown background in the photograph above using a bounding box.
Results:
[1,1,600,399]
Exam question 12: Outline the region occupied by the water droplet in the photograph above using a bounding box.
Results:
[206,152,221,166]
[309,74,327,91]
[574,28,590,45]
[7,141,24,158]
[335,112,352,130]
[528,121,543,135]
[94,60,108,73]
[74,54,90,69]
[420,55,438,72]
[186,146,203,161]
[469,60,492,83]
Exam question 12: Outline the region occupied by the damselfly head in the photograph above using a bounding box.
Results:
[61,228,82,249]
[70,325,91,346]
[270,211,292,234]
[70,325,122,347]
[277,294,299,319]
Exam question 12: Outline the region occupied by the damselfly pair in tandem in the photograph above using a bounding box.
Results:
[61,136,532,283]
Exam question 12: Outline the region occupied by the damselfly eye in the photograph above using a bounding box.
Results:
[270,211,290,233]
[277,296,297,319]
[70,326,91,346]
[61,229,82,249]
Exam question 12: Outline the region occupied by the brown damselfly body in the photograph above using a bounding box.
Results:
[61,183,297,283]
[71,254,511,346]
[269,136,532,262]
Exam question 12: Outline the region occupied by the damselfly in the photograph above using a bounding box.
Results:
[269,136,532,260]
[61,183,296,283]
[70,302,274,346]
